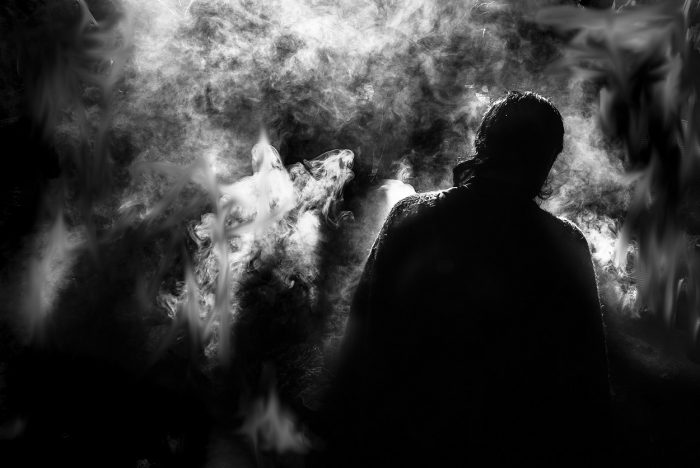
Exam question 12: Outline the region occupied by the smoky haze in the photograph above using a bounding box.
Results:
[2,0,693,466]
[114,0,634,319]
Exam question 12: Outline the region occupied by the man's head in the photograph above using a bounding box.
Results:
[462,90,564,198]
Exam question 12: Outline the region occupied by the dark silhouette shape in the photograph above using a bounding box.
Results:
[318,91,610,467]
[0,116,60,266]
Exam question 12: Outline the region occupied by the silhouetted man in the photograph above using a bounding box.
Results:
[320,91,610,467]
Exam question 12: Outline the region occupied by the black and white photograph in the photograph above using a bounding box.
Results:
[0,0,699,466]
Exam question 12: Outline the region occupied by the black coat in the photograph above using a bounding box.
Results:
[321,178,610,467]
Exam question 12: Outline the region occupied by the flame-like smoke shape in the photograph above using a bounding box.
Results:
[539,0,700,335]
[151,136,354,364]
[15,0,132,214]
[239,387,310,454]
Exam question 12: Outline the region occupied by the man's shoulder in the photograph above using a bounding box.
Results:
[385,190,446,226]
[368,190,447,263]
[537,209,590,249]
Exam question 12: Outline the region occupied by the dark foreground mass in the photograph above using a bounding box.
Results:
[317,178,610,467]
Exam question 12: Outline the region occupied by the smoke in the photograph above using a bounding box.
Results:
[2,0,690,464]
[116,0,576,187]
[544,108,637,316]
[539,0,700,334]
[239,386,310,454]
[105,0,587,392]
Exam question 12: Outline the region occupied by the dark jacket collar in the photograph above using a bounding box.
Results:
[453,158,538,201]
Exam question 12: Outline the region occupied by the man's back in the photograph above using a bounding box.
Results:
[324,180,610,466]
